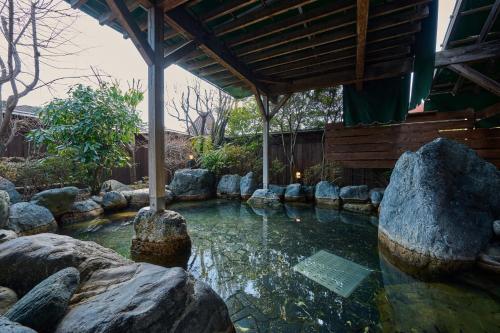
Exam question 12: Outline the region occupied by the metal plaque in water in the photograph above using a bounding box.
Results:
[293,250,371,298]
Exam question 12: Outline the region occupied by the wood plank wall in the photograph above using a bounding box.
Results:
[325,109,500,168]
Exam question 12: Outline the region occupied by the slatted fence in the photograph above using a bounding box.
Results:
[325,109,500,168]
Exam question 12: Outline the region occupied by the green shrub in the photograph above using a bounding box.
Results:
[304,161,344,186]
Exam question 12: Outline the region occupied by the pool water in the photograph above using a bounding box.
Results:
[59,200,500,333]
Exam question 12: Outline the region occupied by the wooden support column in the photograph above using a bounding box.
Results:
[147,3,166,212]
[255,93,291,189]
[262,96,270,190]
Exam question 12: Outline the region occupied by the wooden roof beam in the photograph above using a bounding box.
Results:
[268,57,413,94]
[435,40,500,67]
[478,0,500,42]
[70,0,88,9]
[200,0,259,23]
[164,41,199,68]
[355,0,370,90]
[213,0,316,36]
[159,0,190,11]
[476,102,500,121]
[105,0,154,65]
[165,6,268,94]
[449,64,500,96]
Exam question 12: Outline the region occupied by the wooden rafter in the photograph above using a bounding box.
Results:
[105,0,154,65]
[200,0,259,23]
[70,0,88,9]
[435,40,500,67]
[449,64,500,96]
[159,0,190,11]
[164,41,198,68]
[165,6,268,94]
[476,102,500,121]
[355,0,369,90]
[268,57,413,95]
[213,0,316,36]
[269,94,292,119]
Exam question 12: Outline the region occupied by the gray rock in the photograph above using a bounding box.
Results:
[369,187,385,206]
[101,179,131,193]
[5,267,80,333]
[247,189,281,208]
[0,286,17,315]
[0,191,10,228]
[30,187,79,217]
[302,185,315,202]
[6,202,56,235]
[315,181,341,208]
[217,174,241,199]
[121,188,149,208]
[494,220,500,238]
[0,234,233,333]
[56,264,233,333]
[342,202,374,215]
[60,200,104,225]
[102,191,128,211]
[90,195,103,205]
[0,229,17,244]
[0,176,22,204]
[170,169,215,201]
[0,317,36,333]
[284,183,305,202]
[379,138,500,275]
[131,208,191,267]
[268,184,286,200]
[0,233,130,296]
[240,172,257,199]
[340,185,369,203]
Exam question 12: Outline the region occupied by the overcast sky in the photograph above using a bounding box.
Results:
[12,0,455,131]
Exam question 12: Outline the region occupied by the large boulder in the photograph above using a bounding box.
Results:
[0,286,17,315]
[0,233,129,296]
[170,169,215,201]
[379,138,500,275]
[247,189,281,208]
[0,229,17,244]
[121,188,150,208]
[56,264,233,333]
[60,200,104,225]
[101,179,131,193]
[0,176,22,204]
[240,172,257,200]
[315,181,341,208]
[370,187,385,207]
[102,191,128,211]
[5,267,80,333]
[217,174,241,199]
[0,234,233,333]
[284,183,305,202]
[30,187,79,217]
[0,191,10,228]
[340,185,369,203]
[0,317,36,333]
[6,202,57,235]
[131,208,191,267]
[268,184,286,200]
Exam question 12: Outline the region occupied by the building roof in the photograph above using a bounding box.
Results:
[429,0,500,127]
[68,0,433,99]
[1,102,40,118]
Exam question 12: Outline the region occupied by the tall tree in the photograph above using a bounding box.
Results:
[0,0,77,155]
[168,80,234,147]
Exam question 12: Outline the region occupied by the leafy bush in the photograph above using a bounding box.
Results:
[304,161,344,186]
[29,83,143,194]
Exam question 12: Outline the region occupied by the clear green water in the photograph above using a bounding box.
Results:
[59,200,500,333]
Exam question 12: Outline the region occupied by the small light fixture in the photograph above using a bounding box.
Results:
[295,171,302,180]
[188,154,194,160]
[295,218,301,223]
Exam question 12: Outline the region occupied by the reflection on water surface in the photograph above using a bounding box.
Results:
[60,200,500,333]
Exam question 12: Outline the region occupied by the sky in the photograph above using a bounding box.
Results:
[9,0,455,131]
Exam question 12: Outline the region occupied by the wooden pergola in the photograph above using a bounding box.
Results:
[68,0,433,212]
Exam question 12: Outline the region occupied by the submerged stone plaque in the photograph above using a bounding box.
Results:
[293,250,371,298]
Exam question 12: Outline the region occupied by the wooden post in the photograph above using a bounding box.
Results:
[262,96,270,190]
[147,3,165,212]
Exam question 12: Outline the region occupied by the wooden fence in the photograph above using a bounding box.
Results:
[325,109,500,168]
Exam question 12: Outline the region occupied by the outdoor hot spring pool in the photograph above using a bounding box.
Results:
[59,200,500,332]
